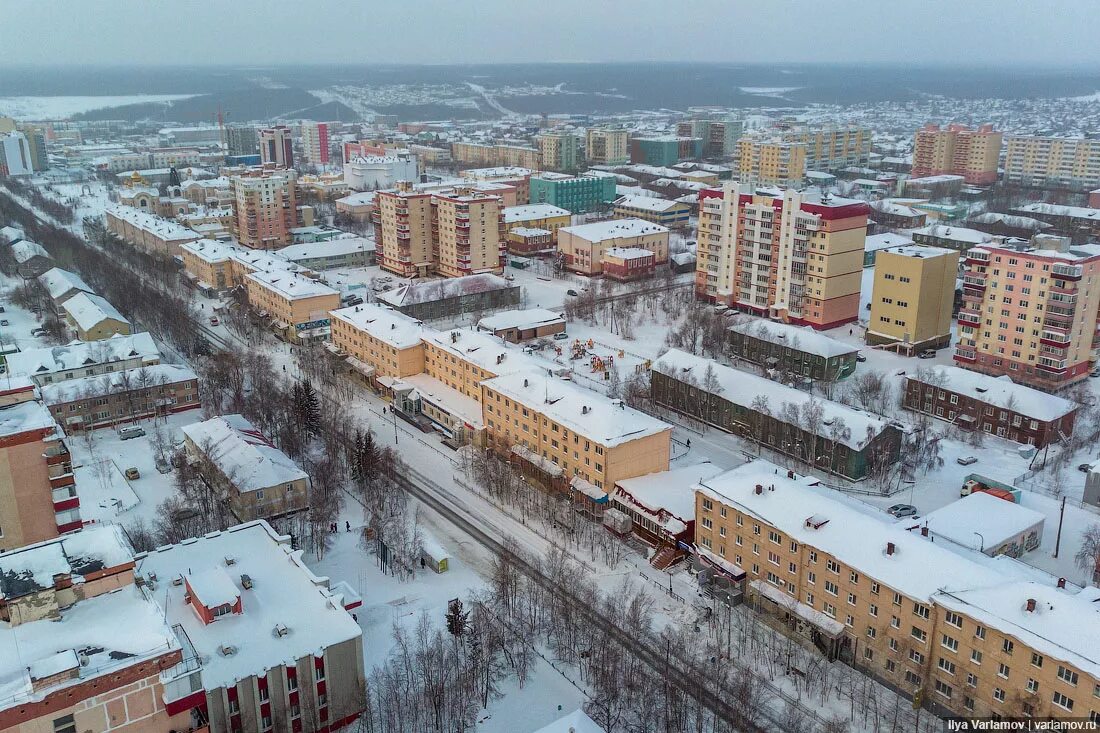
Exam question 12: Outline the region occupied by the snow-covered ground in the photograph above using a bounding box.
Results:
[0,94,196,120]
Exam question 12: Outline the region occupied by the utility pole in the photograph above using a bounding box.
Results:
[1054,496,1066,558]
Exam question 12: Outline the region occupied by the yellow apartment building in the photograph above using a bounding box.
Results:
[432,192,506,278]
[695,460,1100,722]
[481,370,671,492]
[244,270,341,343]
[867,245,959,352]
[1004,136,1100,191]
[180,238,237,291]
[913,123,1002,186]
[536,132,579,172]
[736,138,807,188]
[585,127,629,166]
[328,303,426,381]
[502,203,572,240]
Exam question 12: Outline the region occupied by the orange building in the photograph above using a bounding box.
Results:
[230,171,298,250]
[912,123,1002,186]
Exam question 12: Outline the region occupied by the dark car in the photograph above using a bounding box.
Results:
[855,353,867,363]
[567,289,580,297]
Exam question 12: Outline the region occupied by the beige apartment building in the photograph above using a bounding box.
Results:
[785,124,873,172]
[955,235,1100,391]
[912,123,1002,185]
[373,183,505,278]
[481,370,671,492]
[735,138,806,188]
[536,132,579,172]
[451,142,540,170]
[329,303,426,381]
[244,270,341,343]
[556,218,669,276]
[230,172,298,249]
[694,460,1100,722]
[585,127,629,165]
[695,181,868,329]
[867,245,959,352]
[1004,135,1100,191]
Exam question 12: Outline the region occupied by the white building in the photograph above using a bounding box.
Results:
[0,131,33,176]
[343,153,419,191]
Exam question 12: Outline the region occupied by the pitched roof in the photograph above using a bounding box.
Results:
[180,414,307,493]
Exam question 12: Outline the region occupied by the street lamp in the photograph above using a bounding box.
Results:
[974,532,984,553]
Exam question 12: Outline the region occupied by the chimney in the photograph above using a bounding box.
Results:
[582,405,589,415]
[754,484,763,495]
[1026,598,1037,613]
[886,542,895,556]
[920,526,929,537]
[787,470,794,479]
[1057,577,1066,589]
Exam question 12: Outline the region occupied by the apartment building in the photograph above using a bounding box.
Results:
[1004,136,1100,191]
[372,183,505,278]
[787,124,873,173]
[528,172,617,214]
[462,166,533,204]
[0,389,77,551]
[629,136,704,166]
[41,364,200,431]
[652,349,901,480]
[378,273,520,321]
[7,332,160,386]
[329,303,426,382]
[0,130,33,176]
[105,203,202,257]
[536,131,579,172]
[258,125,294,168]
[0,527,198,732]
[557,218,669,276]
[585,127,630,165]
[911,224,993,253]
[612,194,692,227]
[695,460,1100,722]
[1012,202,1100,244]
[904,365,1077,447]
[231,171,299,250]
[728,319,858,381]
[481,370,671,492]
[502,203,572,239]
[244,270,341,342]
[695,182,869,330]
[62,292,132,341]
[867,245,959,352]
[735,138,806,188]
[677,115,743,157]
[451,142,540,170]
[300,121,331,165]
[135,521,367,733]
[955,235,1100,390]
[911,123,1002,185]
[224,124,259,156]
[182,415,310,522]
[38,266,94,308]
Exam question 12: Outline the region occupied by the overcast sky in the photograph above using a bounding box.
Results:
[4,0,1097,68]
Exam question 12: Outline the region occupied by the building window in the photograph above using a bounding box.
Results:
[945,611,962,628]
[53,716,76,733]
[967,673,978,688]
[994,688,1006,703]
[938,658,956,676]
[941,634,958,652]
[1002,639,1014,655]
[935,680,953,699]
[1027,678,1039,694]
[1057,666,1079,686]
[998,663,1010,679]
[911,626,927,643]
[971,649,983,665]
[1052,691,1074,711]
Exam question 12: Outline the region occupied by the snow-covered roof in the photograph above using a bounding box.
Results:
[136,521,361,691]
[728,319,858,359]
[863,232,914,253]
[0,399,59,439]
[40,364,196,406]
[1013,202,1100,221]
[918,493,1045,552]
[907,366,1077,423]
[502,203,570,223]
[968,212,1051,231]
[0,225,24,244]
[246,270,339,301]
[180,238,242,264]
[615,462,723,531]
[477,308,565,333]
[879,244,956,260]
[186,566,240,609]
[424,327,560,378]
[38,267,95,301]
[603,246,654,261]
[533,710,606,733]
[482,370,671,448]
[7,333,160,378]
[275,237,375,262]
[653,349,886,450]
[378,274,515,307]
[697,460,1006,603]
[400,373,483,428]
[182,415,308,494]
[104,204,199,241]
[869,200,923,219]
[330,303,424,349]
[613,194,685,213]
[560,218,668,243]
[11,239,50,264]
[62,292,129,331]
[912,224,992,245]
[508,226,552,237]
[0,525,134,600]
[904,174,965,185]
[461,166,533,178]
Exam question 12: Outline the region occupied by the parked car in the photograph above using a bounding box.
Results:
[30,327,47,336]
[119,426,146,440]
[1091,369,1100,378]
[917,349,937,359]
[887,504,918,519]
[567,289,580,297]
[155,457,172,474]
[956,456,978,466]
[855,353,867,363]
[124,467,140,480]
[0,320,8,326]
[553,332,569,341]
[209,316,219,326]
[1079,462,1094,473]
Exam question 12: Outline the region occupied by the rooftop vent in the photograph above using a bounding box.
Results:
[219,644,238,656]
[224,556,236,566]
[754,484,763,495]
[274,623,289,638]
[1026,598,1037,613]
[885,542,896,556]
[241,574,253,590]
[1057,577,1066,589]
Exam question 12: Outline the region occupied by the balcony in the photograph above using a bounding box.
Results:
[957,309,981,326]
[962,273,987,289]
[1052,263,1083,281]
[1048,291,1077,306]
[49,471,76,490]
[953,347,977,363]
[1037,357,1068,374]
[1040,327,1072,347]
[964,250,990,264]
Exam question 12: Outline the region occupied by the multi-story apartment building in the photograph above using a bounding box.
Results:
[528,173,617,214]
[904,365,1078,447]
[728,319,858,381]
[787,124,873,172]
[0,527,200,732]
[461,166,533,204]
[677,115,743,157]
[629,136,704,166]
[230,171,298,250]
[300,121,331,166]
[105,203,202,257]
[695,182,869,330]
[955,235,1100,390]
[911,123,1002,185]
[0,387,77,551]
[735,138,806,188]
[585,127,630,165]
[695,460,1100,722]
[41,363,201,431]
[7,332,161,386]
[244,270,341,342]
[0,130,33,176]
[536,132,579,172]
[258,125,294,168]
[224,124,259,156]
[372,183,506,278]
[451,142,540,170]
[652,349,900,480]
[557,218,669,276]
[1004,135,1100,191]
[135,520,367,733]
[481,370,671,493]
[329,303,426,382]
[867,245,959,352]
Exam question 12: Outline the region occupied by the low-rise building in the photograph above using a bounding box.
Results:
[334,190,376,222]
[377,273,520,321]
[135,521,367,733]
[328,304,426,384]
[911,224,993,252]
[728,319,858,381]
[528,173,617,214]
[1011,202,1100,244]
[863,232,914,267]
[10,239,52,277]
[182,415,310,522]
[477,309,566,342]
[6,332,160,386]
[611,462,723,551]
[245,271,341,343]
[612,194,691,227]
[652,349,900,480]
[37,267,94,307]
[867,245,959,353]
[505,226,554,255]
[502,203,571,240]
[600,246,656,281]
[41,363,200,431]
[557,218,669,276]
[61,292,131,341]
[868,200,928,229]
[916,493,1044,558]
[903,365,1078,447]
[105,204,202,258]
[275,237,375,270]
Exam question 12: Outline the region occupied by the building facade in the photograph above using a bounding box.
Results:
[1004,136,1100,191]
[735,139,806,188]
[911,123,1002,186]
[41,364,201,432]
[584,128,629,166]
[728,319,858,381]
[867,245,959,352]
[528,173,617,214]
[244,271,341,343]
[300,122,331,166]
[695,182,869,330]
[556,219,669,276]
[258,125,294,168]
[536,132,579,172]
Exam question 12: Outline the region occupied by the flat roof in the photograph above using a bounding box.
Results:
[246,271,339,301]
[329,303,424,349]
[560,218,668,243]
[477,308,565,332]
[918,493,1045,551]
[502,203,571,223]
[613,194,685,213]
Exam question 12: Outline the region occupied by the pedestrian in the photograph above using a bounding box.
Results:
[686,438,691,448]
[849,328,853,336]
[346,521,351,532]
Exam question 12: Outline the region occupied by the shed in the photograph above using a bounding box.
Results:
[420,533,450,573]
[915,492,1045,558]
